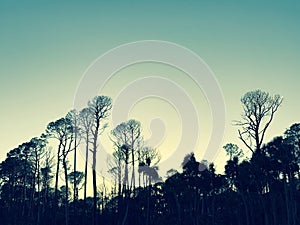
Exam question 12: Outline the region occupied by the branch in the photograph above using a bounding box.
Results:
[238,129,254,153]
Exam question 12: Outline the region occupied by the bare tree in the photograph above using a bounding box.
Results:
[88,95,112,225]
[235,89,283,153]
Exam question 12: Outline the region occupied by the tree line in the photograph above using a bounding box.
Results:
[0,89,299,225]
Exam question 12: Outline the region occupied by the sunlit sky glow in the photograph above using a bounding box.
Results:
[1,1,300,178]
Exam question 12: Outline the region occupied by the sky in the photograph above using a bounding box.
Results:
[0,0,300,181]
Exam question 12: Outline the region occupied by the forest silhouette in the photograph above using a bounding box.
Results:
[0,89,299,225]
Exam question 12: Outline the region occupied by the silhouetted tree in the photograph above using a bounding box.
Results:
[0,145,34,225]
[88,95,112,225]
[29,136,47,225]
[40,148,54,221]
[1,93,300,225]
[139,146,161,187]
[235,89,282,153]
[79,107,93,204]
[46,117,74,225]
[223,143,243,160]
[66,109,81,204]
[68,171,84,201]
[107,148,124,197]
[111,119,143,193]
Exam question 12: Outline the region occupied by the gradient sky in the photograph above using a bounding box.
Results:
[1,0,300,176]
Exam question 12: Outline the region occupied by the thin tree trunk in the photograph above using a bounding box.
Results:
[37,159,41,225]
[118,156,122,197]
[54,142,62,225]
[283,173,290,225]
[138,151,141,188]
[146,183,150,225]
[22,153,29,217]
[73,133,77,202]
[92,115,99,225]
[54,142,62,206]
[63,157,69,225]
[123,153,129,197]
[84,134,89,204]
[28,153,38,220]
[92,151,97,225]
[131,135,135,194]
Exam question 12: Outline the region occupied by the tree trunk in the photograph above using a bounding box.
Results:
[73,130,77,203]
[131,136,135,194]
[84,133,89,204]
[54,142,62,207]
[28,153,38,220]
[123,152,129,197]
[92,115,100,225]
[92,150,97,225]
[22,153,29,218]
[118,156,122,197]
[63,157,69,225]
[54,142,62,225]
[283,173,290,225]
[37,159,41,225]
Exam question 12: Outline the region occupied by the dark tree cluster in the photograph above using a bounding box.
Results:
[0,90,299,225]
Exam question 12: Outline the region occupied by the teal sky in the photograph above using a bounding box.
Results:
[1,0,300,173]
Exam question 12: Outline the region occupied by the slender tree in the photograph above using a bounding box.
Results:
[66,109,80,204]
[60,119,75,225]
[88,95,112,225]
[111,119,142,193]
[46,117,74,225]
[127,120,142,192]
[40,147,54,220]
[111,123,130,195]
[79,107,93,203]
[46,118,65,208]
[28,136,47,225]
[107,148,124,197]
